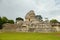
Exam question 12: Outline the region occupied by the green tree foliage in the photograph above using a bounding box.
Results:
[1,17,8,24]
[35,15,43,20]
[0,17,8,29]
[16,17,24,21]
[0,17,2,25]
[0,16,14,29]
[8,20,14,24]
[50,19,58,23]
[0,17,3,29]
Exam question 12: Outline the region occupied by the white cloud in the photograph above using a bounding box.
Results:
[0,0,38,20]
[0,0,60,21]
[50,16,60,21]
[34,0,60,21]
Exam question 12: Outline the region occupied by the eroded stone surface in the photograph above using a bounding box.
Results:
[1,10,60,32]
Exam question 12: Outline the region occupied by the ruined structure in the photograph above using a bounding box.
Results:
[2,23,17,32]
[16,10,56,32]
[51,22,60,32]
[1,10,60,32]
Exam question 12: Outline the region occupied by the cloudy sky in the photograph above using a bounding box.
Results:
[0,0,60,21]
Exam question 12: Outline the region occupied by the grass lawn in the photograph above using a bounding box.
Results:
[0,32,60,40]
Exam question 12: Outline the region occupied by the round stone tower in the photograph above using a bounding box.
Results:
[25,10,36,22]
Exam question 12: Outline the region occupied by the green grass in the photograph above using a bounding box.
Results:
[0,32,60,40]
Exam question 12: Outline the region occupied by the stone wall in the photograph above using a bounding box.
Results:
[1,10,60,32]
[2,23,17,32]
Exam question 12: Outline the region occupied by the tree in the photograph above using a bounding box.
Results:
[0,17,3,29]
[0,17,2,25]
[16,17,24,21]
[35,15,43,21]
[8,20,14,24]
[0,16,8,29]
[0,16,15,29]
[50,19,58,23]
[1,16,8,24]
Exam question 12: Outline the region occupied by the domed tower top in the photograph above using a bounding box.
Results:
[25,10,35,19]
[25,10,36,21]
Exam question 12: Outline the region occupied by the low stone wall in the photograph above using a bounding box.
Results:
[2,23,17,32]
